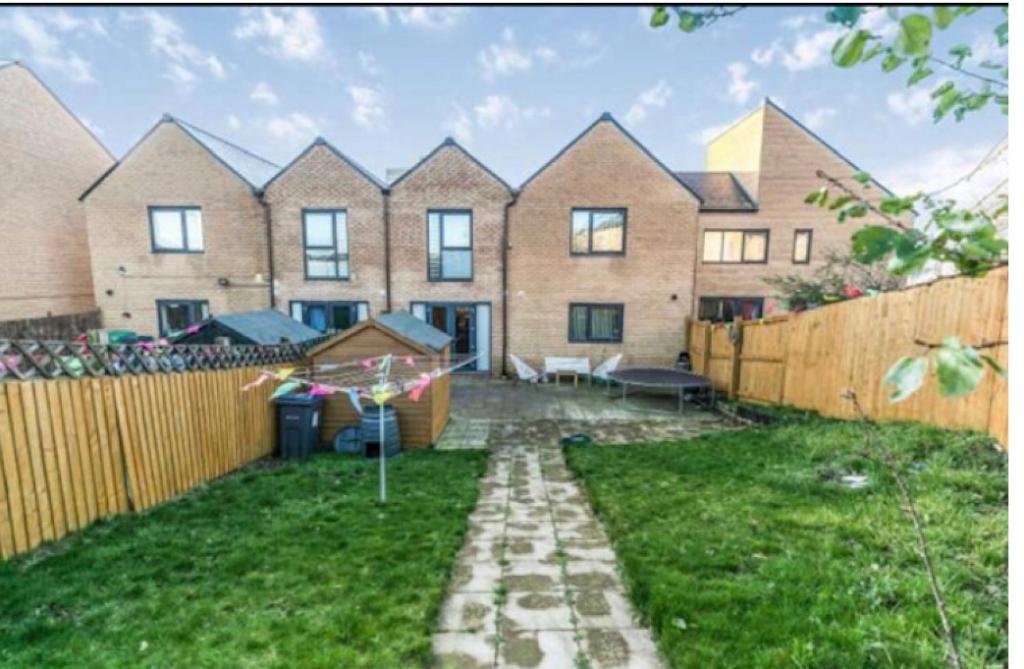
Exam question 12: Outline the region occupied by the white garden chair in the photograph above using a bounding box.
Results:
[510,354,542,384]
[592,353,623,393]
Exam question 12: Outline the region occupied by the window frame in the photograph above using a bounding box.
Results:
[701,228,770,264]
[792,229,813,264]
[567,303,625,343]
[302,208,350,281]
[697,296,765,323]
[427,209,474,282]
[289,300,368,333]
[570,208,628,256]
[156,299,209,336]
[148,206,203,254]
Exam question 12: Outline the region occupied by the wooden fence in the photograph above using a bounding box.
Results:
[689,267,1008,445]
[0,309,102,340]
[0,367,278,560]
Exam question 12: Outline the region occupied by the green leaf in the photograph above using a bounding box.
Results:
[804,187,826,205]
[995,21,1008,47]
[832,30,873,68]
[934,340,984,397]
[933,6,956,29]
[881,52,906,72]
[980,354,1007,379]
[649,6,670,28]
[884,356,928,403]
[931,80,955,98]
[677,10,703,33]
[851,226,901,262]
[846,204,868,218]
[896,14,933,57]
[828,195,853,211]
[825,6,864,27]
[907,66,934,86]
[853,170,872,185]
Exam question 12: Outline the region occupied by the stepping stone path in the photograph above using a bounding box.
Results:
[432,423,666,669]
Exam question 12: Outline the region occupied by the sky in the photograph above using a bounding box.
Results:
[0,5,1008,200]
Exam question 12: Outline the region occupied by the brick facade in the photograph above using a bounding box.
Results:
[507,117,702,370]
[0,63,113,320]
[388,140,513,374]
[82,120,270,335]
[263,140,388,322]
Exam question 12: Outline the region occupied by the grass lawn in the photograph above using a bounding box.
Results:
[0,450,488,669]
[565,413,1007,669]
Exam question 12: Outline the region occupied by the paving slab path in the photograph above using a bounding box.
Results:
[432,421,667,669]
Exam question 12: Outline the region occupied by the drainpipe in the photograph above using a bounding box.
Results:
[258,191,276,309]
[501,192,518,378]
[383,188,392,313]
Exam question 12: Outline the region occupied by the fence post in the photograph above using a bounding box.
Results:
[777,316,790,405]
[729,317,743,400]
[702,324,712,377]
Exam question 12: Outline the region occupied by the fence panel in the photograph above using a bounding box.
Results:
[0,365,280,560]
[688,268,1008,446]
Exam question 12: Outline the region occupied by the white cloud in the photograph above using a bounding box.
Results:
[727,62,757,104]
[250,82,279,106]
[443,104,474,143]
[358,50,380,76]
[878,141,1007,205]
[45,10,107,37]
[886,88,932,126]
[122,10,226,86]
[751,41,782,67]
[780,26,845,71]
[780,13,818,30]
[394,7,467,31]
[2,10,95,83]
[803,106,837,131]
[753,9,898,73]
[688,122,730,145]
[266,112,318,143]
[348,85,385,130]
[354,7,390,28]
[234,8,324,62]
[227,114,242,130]
[473,94,549,130]
[479,28,533,80]
[624,80,672,126]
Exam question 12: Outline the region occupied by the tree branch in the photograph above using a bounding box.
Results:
[914,338,1007,350]
[929,56,1009,88]
[815,170,910,231]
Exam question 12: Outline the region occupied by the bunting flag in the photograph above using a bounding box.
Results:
[185,323,202,334]
[308,383,336,397]
[403,355,415,367]
[270,381,302,399]
[275,367,295,381]
[346,388,364,414]
[241,370,273,391]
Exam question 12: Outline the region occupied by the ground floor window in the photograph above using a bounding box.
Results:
[156,299,209,336]
[568,303,624,343]
[698,297,764,322]
[290,301,368,333]
[410,302,491,372]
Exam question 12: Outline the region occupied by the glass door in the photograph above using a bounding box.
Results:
[420,303,480,372]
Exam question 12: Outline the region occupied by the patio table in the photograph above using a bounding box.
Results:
[608,367,714,413]
[543,356,591,387]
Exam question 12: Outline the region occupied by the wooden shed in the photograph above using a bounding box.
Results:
[305,311,452,448]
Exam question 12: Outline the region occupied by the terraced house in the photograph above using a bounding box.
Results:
[68,90,888,373]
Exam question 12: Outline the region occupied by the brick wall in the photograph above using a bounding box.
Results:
[0,63,113,320]
[263,141,388,319]
[83,121,269,335]
[694,102,892,316]
[389,141,512,374]
[507,118,702,370]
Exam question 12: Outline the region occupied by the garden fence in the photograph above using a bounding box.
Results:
[0,340,309,560]
[688,266,1008,446]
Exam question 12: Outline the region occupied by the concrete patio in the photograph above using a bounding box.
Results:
[431,377,734,668]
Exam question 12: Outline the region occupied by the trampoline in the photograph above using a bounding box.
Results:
[607,367,715,413]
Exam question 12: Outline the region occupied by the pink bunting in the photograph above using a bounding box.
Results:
[185,323,201,334]
[403,355,415,367]
[241,371,273,391]
[308,383,336,397]
[158,338,170,346]
[139,341,155,352]
[74,333,88,343]
[408,373,432,402]
[361,357,376,370]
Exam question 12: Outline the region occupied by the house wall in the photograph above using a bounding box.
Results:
[0,63,114,320]
[83,121,269,335]
[507,119,702,370]
[694,103,892,317]
[706,107,763,200]
[263,143,388,319]
[388,143,512,374]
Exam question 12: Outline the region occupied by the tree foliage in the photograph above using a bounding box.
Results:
[764,249,901,311]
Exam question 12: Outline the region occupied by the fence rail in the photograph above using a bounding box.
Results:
[0,365,280,560]
[689,267,1008,445]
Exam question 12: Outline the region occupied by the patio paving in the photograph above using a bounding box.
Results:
[432,378,733,668]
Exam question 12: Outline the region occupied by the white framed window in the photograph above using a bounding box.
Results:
[149,207,203,253]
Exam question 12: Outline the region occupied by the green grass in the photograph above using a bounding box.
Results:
[0,450,488,669]
[565,417,1007,669]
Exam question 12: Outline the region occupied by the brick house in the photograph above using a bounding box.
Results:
[506,113,702,370]
[0,61,114,321]
[262,138,387,332]
[80,115,278,336]
[387,138,514,374]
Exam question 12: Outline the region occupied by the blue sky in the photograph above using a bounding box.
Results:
[1,5,1007,196]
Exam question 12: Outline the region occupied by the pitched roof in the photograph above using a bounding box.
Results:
[674,172,757,211]
[175,309,321,345]
[377,311,452,351]
[80,115,279,200]
[388,136,513,193]
[263,136,386,192]
[518,113,702,203]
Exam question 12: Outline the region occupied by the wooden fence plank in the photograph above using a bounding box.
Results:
[20,382,55,543]
[46,382,78,532]
[32,381,66,538]
[69,380,99,525]
[0,386,28,553]
[6,384,42,550]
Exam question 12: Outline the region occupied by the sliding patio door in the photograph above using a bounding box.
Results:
[410,302,490,372]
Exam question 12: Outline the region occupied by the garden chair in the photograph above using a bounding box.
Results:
[592,353,622,394]
[510,354,542,384]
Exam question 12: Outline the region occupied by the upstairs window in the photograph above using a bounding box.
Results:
[303,210,349,280]
[702,229,768,263]
[150,207,203,253]
[428,210,473,281]
[793,229,813,264]
[569,303,624,343]
[571,209,626,255]
[157,299,209,336]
